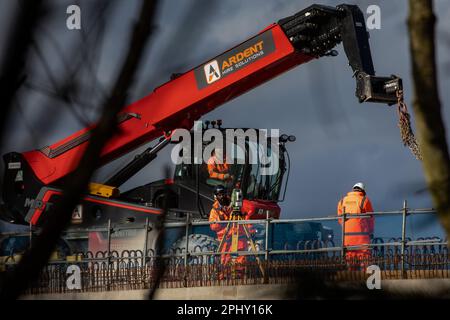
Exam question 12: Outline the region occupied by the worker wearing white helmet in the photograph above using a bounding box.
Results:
[353,182,365,191]
[337,182,375,270]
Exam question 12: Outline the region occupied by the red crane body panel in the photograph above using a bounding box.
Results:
[22,24,313,185]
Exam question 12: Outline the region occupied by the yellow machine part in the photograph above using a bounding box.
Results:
[231,232,239,252]
[66,254,83,262]
[88,182,120,198]
[0,254,22,271]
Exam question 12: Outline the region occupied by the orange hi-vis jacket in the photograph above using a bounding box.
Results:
[209,201,252,241]
[209,201,232,241]
[337,191,374,247]
[207,155,229,180]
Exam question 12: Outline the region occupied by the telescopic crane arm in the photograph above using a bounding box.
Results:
[2,4,402,223]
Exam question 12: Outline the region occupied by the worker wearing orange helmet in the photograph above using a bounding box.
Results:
[207,149,233,183]
[337,182,374,269]
[209,185,247,278]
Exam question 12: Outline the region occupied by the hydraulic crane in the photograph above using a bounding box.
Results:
[2,3,402,238]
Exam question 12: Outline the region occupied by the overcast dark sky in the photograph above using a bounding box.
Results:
[1,0,449,238]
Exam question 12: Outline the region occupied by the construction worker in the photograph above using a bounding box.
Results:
[337,182,374,269]
[207,149,233,186]
[209,185,247,278]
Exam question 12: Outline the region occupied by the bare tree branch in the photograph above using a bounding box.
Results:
[0,0,46,146]
[408,0,450,237]
[0,0,159,300]
[147,166,170,300]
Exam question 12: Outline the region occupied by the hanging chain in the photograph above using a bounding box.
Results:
[396,89,422,160]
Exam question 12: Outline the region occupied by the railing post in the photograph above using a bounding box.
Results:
[29,222,33,250]
[183,212,190,287]
[341,212,347,263]
[265,211,270,262]
[142,218,149,267]
[106,219,112,289]
[401,200,407,279]
[264,211,270,284]
[107,219,112,264]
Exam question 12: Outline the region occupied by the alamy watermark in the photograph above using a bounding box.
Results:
[366,264,381,290]
[66,5,81,30]
[366,5,381,30]
[66,265,81,290]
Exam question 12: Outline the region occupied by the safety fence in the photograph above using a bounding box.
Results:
[0,201,449,293]
[18,253,450,294]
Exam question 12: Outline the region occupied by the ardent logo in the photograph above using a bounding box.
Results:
[204,60,221,84]
[194,30,275,90]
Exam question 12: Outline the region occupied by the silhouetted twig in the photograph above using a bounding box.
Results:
[0,0,159,300]
[0,0,46,146]
[408,0,450,238]
[147,166,170,300]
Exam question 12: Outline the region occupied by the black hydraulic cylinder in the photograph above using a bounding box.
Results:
[105,138,170,188]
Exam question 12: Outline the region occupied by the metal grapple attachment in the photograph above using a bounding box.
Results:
[355,73,402,105]
[279,3,402,105]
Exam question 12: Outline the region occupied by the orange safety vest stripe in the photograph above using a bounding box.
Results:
[344,231,371,236]
[360,195,366,212]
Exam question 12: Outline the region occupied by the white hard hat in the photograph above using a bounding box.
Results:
[353,182,365,191]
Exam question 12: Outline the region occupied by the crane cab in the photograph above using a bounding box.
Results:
[123,121,296,221]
